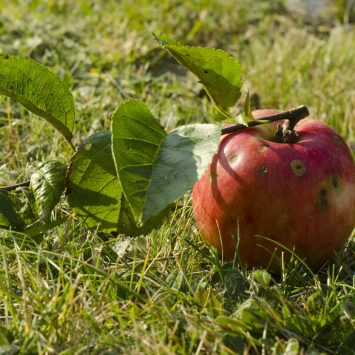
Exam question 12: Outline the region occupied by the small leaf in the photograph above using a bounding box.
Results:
[236,91,256,125]
[111,99,167,223]
[252,270,271,288]
[0,56,75,144]
[30,160,67,221]
[67,131,122,233]
[0,191,24,230]
[155,34,242,118]
[112,99,220,225]
[284,338,300,355]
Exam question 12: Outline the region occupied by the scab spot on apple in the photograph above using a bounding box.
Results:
[317,187,328,212]
[332,176,339,188]
[259,144,269,153]
[290,160,306,177]
[259,165,268,174]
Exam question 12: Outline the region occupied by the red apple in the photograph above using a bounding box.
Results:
[192,109,355,270]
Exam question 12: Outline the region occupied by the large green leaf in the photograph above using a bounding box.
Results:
[112,100,220,225]
[155,34,242,118]
[142,123,220,223]
[0,191,24,230]
[0,56,75,144]
[30,160,67,221]
[67,131,161,235]
[111,100,167,223]
[67,131,122,233]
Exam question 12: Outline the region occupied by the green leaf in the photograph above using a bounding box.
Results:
[284,338,300,355]
[112,99,220,225]
[0,191,24,230]
[236,91,256,125]
[142,123,220,223]
[0,56,75,144]
[111,99,167,224]
[67,131,122,233]
[252,270,271,288]
[30,160,67,221]
[155,34,242,118]
[67,130,161,235]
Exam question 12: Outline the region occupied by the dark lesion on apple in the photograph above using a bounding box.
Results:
[317,187,328,212]
[290,159,306,177]
[331,176,339,188]
[258,143,269,153]
[258,165,268,174]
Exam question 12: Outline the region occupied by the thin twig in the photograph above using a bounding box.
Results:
[0,180,30,192]
[221,105,309,135]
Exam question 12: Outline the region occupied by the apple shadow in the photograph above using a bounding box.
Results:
[209,137,246,211]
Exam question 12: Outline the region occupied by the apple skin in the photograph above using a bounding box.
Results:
[192,109,355,270]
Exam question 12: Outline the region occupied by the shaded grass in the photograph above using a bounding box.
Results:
[0,0,354,353]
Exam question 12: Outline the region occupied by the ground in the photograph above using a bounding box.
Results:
[0,0,354,354]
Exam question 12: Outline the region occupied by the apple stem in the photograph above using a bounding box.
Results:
[274,119,299,143]
[0,180,30,192]
[221,105,309,136]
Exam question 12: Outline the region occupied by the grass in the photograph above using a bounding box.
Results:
[0,0,354,353]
